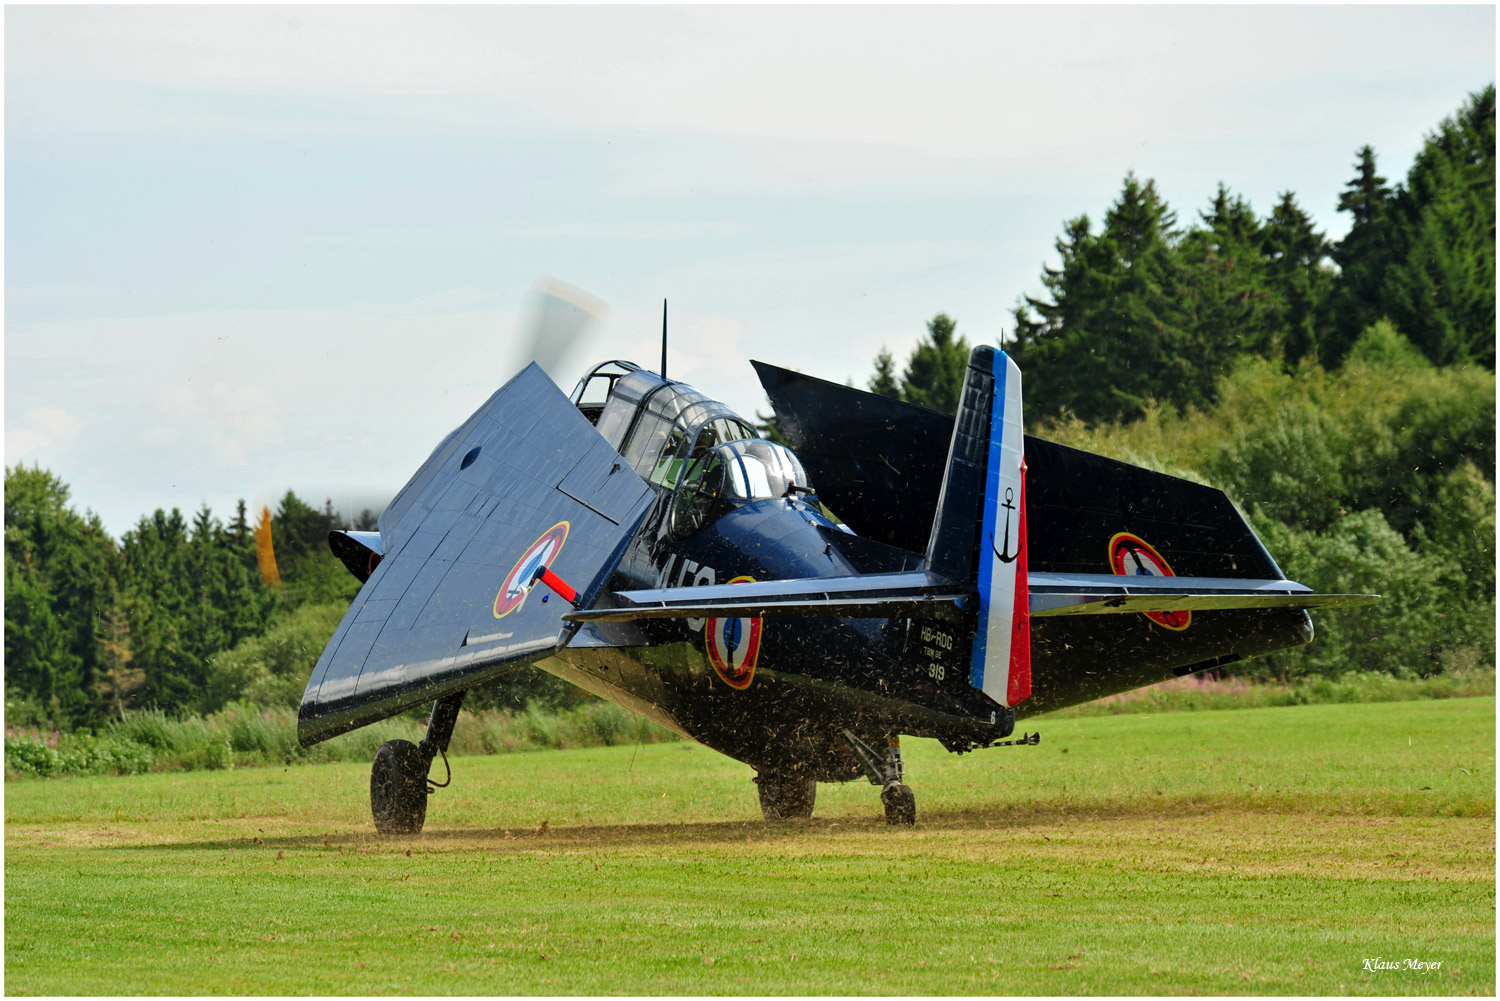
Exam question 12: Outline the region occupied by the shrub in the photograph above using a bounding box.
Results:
[5,738,61,777]
[201,602,347,714]
[6,699,682,779]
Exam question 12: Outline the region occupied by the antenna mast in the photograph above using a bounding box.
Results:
[660,299,668,379]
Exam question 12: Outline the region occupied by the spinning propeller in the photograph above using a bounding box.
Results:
[515,276,610,389]
[250,278,614,587]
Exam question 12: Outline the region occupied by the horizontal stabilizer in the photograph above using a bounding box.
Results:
[564,571,970,623]
[753,360,950,553]
[568,569,1376,624]
[329,530,385,584]
[1029,572,1378,617]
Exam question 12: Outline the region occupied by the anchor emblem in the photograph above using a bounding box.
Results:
[993,486,1020,564]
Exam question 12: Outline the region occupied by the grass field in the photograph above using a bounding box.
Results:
[6,698,1494,995]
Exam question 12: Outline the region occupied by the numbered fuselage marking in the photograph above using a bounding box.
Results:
[920,624,955,682]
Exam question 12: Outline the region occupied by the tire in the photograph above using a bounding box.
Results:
[371,739,429,835]
[757,773,816,820]
[881,783,916,825]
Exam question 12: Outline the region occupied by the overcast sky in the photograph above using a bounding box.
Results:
[6,5,1494,539]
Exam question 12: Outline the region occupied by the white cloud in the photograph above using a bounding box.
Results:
[155,381,284,465]
[667,315,747,400]
[4,304,533,535]
[9,6,1491,165]
[5,407,87,464]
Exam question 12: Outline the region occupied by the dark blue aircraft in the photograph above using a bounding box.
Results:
[301,346,1375,832]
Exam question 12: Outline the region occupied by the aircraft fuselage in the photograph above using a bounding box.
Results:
[536,486,1011,779]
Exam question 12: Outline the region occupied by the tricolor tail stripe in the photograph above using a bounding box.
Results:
[967,349,1030,708]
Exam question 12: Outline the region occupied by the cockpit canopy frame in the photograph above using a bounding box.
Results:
[578,364,757,488]
[569,359,813,539]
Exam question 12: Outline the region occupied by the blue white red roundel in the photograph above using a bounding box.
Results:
[1108,531,1190,631]
[706,575,762,689]
[493,521,570,619]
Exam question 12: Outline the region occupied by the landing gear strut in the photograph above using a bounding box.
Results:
[843,730,916,825]
[371,691,465,835]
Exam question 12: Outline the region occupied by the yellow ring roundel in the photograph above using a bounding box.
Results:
[1107,531,1191,631]
[494,521,571,619]
[706,575,763,689]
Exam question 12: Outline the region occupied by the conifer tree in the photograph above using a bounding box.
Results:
[1201,184,1262,249]
[117,503,276,714]
[900,315,970,413]
[1330,146,1395,364]
[1261,192,1335,366]
[5,548,74,719]
[1013,174,1194,421]
[3,466,116,726]
[271,490,325,565]
[119,508,201,712]
[868,348,901,398]
[1174,185,1284,380]
[270,490,359,604]
[229,499,250,546]
[1381,85,1496,367]
[95,588,144,719]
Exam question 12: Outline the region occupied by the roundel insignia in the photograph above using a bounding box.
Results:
[1107,532,1191,631]
[706,575,763,690]
[494,521,571,619]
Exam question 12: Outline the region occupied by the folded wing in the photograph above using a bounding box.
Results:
[298,364,655,747]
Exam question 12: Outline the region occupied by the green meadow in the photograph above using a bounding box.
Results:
[6,698,1494,995]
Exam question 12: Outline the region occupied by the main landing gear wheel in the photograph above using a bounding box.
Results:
[881,783,916,825]
[371,739,428,835]
[368,690,467,836]
[756,773,816,820]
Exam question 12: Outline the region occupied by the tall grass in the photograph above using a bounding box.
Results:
[1043,667,1495,718]
[4,700,679,780]
[8,669,1491,780]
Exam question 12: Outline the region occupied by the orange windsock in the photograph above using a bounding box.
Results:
[254,506,283,590]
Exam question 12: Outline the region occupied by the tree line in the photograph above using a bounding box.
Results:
[866,86,1494,682]
[4,473,588,731]
[871,86,1494,420]
[5,479,369,729]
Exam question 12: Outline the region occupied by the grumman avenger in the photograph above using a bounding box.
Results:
[300,336,1377,832]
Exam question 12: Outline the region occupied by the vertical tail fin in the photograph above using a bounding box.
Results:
[924,346,1029,707]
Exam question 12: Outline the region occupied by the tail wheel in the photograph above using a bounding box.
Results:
[757,773,816,820]
[881,783,916,825]
[371,739,429,835]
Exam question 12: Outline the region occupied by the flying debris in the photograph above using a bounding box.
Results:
[300,318,1377,832]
